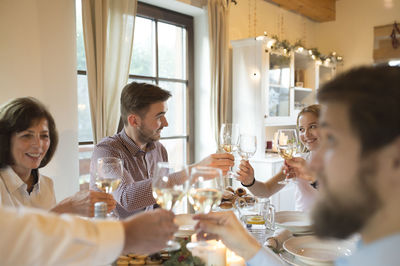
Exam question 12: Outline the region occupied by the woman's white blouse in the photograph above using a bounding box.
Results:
[0,166,56,210]
[294,152,318,212]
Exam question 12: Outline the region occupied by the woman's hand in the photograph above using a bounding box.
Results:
[284,157,316,182]
[51,190,117,217]
[236,159,255,185]
[193,211,261,261]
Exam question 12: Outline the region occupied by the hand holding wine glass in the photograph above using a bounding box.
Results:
[152,162,188,251]
[276,129,300,185]
[95,157,123,217]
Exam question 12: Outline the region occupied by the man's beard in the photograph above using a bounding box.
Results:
[311,156,382,239]
[137,124,161,144]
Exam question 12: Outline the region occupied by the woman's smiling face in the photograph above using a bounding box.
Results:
[10,118,50,176]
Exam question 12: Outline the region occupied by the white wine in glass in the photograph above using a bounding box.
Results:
[219,123,240,177]
[188,166,223,214]
[276,129,299,185]
[96,157,123,217]
[238,135,257,160]
[152,162,188,251]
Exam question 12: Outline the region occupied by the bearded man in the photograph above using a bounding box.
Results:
[90,82,233,218]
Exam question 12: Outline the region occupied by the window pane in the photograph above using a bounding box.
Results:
[128,78,156,84]
[130,17,156,76]
[77,74,93,142]
[159,81,186,137]
[75,0,86,71]
[160,138,186,166]
[158,22,186,79]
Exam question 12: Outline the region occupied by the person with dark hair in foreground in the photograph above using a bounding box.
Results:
[194,66,400,266]
[90,82,234,218]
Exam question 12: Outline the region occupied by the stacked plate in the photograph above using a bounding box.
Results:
[282,236,356,265]
[275,211,313,235]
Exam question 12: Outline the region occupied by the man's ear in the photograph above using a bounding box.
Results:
[127,114,140,128]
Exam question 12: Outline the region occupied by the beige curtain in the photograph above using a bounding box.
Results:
[208,0,231,144]
[82,0,137,144]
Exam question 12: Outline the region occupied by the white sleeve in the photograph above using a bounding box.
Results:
[0,206,124,266]
[246,247,286,266]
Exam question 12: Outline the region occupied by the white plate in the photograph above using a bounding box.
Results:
[283,236,355,266]
[275,211,312,233]
[279,250,309,266]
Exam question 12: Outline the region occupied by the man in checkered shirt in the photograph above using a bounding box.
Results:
[90,82,234,219]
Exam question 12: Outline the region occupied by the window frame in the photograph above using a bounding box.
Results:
[78,2,194,164]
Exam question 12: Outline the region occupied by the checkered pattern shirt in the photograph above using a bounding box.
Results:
[90,129,168,219]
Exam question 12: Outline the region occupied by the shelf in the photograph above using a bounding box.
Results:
[294,87,312,92]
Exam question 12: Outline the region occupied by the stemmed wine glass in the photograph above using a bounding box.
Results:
[187,166,223,249]
[188,166,224,214]
[276,129,300,185]
[238,135,257,160]
[219,123,240,177]
[152,162,188,251]
[95,157,123,218]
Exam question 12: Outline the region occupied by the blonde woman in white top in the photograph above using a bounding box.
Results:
[237,104,320,211]
[0,97,115,216]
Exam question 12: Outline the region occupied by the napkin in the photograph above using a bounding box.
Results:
[266,229,293,253]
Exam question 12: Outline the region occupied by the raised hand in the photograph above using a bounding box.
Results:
[122,209,178,254]
[193,153,234,176]
[51,190,116,217]
[236,159,255,186]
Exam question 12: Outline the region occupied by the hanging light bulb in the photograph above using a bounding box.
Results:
[311,55,316,60]
[296,46,304,53]
[308,49,313,55]
[267,39,276,49]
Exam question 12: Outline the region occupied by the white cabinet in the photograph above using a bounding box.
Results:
[249,156,296,212]
[232,37,336,154]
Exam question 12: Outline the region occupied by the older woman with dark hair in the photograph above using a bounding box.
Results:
[0,97,115,216]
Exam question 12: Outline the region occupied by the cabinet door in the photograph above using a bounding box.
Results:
[265,53,295,125]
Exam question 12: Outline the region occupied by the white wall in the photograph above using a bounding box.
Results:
[316,0,400,70]
[229,0,317,48]
[0,0,79,201]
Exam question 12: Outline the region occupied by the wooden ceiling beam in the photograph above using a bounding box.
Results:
[264,0,336,22]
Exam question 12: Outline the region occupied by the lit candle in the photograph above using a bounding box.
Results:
[226,249,246,266]
[189,235,227,266]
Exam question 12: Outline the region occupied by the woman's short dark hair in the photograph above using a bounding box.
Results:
[120,82,172,126]
[0,97,58,169]
[317,65,400,155]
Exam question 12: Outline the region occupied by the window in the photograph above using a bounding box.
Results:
[76,1,194,180]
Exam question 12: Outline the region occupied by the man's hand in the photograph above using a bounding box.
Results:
[122,209,178,255]
[193,211,261,260]
[193,153,234,176]
[52,190,116,217]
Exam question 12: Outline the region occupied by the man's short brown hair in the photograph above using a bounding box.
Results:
[317,66,400,155]
[120,82,171,126]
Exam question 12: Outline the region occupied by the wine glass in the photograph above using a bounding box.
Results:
[276,129,300,185]
[238,135,257,160]
[187,166,223,249]
[95,157,123,217]
[188,166,223,214]
[219,123,240,177]
[152,162,188,252]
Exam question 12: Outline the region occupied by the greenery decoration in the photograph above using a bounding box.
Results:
[267,34,343,64]
[164,237,205,266]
